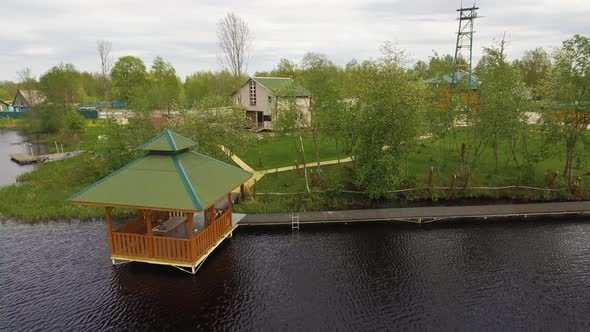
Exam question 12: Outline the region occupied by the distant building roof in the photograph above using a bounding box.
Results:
[425,70,479,90]
[248,77,311,97]
[14,90,46,106]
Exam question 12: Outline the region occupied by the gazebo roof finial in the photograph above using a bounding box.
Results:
[138,130,198,153]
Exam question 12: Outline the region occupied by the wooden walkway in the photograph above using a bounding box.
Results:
[239,201,590,226]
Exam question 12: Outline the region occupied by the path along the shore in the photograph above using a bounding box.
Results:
[239,201,590,226]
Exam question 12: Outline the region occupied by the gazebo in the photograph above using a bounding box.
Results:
[68,130,251,273]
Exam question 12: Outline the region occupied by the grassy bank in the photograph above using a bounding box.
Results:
[0,155,105,221]
[0,118,26,129]
[241,132,345,170]
[235,128,590,214]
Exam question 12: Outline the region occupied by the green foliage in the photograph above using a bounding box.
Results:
[39,63,82,105]
[540,34,590,183]
[184,70,243,103]
[349,49,428,197]
[64,109,86,134]
[168,96,254,159]
[474,39,530,171]
[111,56,148,104]
[24,103,66,135]
[413,52,462,80]
[94,114,156,175]
[512,47,552,100]
[149,56,183,111]
[0,155,104,221]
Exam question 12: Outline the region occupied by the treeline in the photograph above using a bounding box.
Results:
[258,35,589,195]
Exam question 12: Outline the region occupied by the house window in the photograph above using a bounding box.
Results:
[263,115,272,122]
[249,81,256,106]
[267,96,272,104]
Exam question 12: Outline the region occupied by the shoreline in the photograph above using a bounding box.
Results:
[239,201,590,226]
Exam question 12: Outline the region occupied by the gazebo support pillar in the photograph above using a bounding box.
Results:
[186,213,195,260]
[228,193,233,237]
[105,207,114,263]
[145,210,154,257]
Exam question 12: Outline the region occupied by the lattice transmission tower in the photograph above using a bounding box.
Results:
[452,2,480,86]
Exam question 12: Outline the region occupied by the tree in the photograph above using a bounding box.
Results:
[39,63,82,106]
[97,40,113,100]
[111,56,148,105]
[475,39,530,172]
[16,67,37,90]
[513,48,551,100]
[149,56,182,112]
[272,82,313,193]
[300,52,345,175]
[184,70,242,104]
[541,34,590,184]
[349,46,428,197]
[167,96,254,159]
[217,13,252,79]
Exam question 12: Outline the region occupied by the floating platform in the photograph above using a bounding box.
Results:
[9,153,38,165]
[239,201,590,226]
[10,151,83,165]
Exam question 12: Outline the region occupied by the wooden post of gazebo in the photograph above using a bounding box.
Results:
[105,207,114,259]
[186,212,195,261]
[67,130,252,274]
[145,210,153,257]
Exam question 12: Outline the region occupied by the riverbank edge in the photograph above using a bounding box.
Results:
[238,201,590,226]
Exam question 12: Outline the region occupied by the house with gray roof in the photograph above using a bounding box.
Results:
[233,77,311,130]
[13,90,46,112]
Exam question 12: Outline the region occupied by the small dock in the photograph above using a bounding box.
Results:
[239,201,590,226]
[9,153,38,165]
[10,151,83,165]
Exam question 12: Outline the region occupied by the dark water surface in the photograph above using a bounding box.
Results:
[2,218,590,331]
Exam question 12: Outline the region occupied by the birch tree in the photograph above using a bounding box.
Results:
[97,40,113,100]
[217,13,251,79]
[351,49,428,197]
[541,34,590,184]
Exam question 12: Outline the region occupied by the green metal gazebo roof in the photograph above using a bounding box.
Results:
[139,130,197,152]
[68,131,251,212]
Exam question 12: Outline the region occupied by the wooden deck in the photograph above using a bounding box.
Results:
[239,201,590,225]
[111,210,234,272]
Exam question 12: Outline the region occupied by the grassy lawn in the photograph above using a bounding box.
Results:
[241,131,345,170]
[254,127,590,194]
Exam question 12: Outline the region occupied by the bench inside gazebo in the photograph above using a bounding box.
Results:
[68,130,251,274]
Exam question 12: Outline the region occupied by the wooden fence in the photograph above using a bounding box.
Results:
[111,210,233,264]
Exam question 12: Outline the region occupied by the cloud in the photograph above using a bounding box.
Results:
[0,0,587,80]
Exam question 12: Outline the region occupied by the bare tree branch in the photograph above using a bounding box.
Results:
[217,13,251,78]
[97,40,113,99]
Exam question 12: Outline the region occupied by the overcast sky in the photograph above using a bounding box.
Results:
[0,0,588,81]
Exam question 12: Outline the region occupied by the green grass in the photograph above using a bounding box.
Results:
[0,119,25,129]
[242,127,590,214]
[241,132,345,170]
[0,155,106,221]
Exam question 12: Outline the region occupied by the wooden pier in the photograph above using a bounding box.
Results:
[239,201,590,226]
[10,150,83,165]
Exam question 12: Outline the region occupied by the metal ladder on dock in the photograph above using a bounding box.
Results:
[291,214,300,230]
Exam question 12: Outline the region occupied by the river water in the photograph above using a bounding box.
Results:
[1,217,590,331]
[0,129,38,187]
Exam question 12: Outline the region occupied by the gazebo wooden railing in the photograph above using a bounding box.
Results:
[110,209,233,265]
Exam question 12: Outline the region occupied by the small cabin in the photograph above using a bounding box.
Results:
[68,130,251,274]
